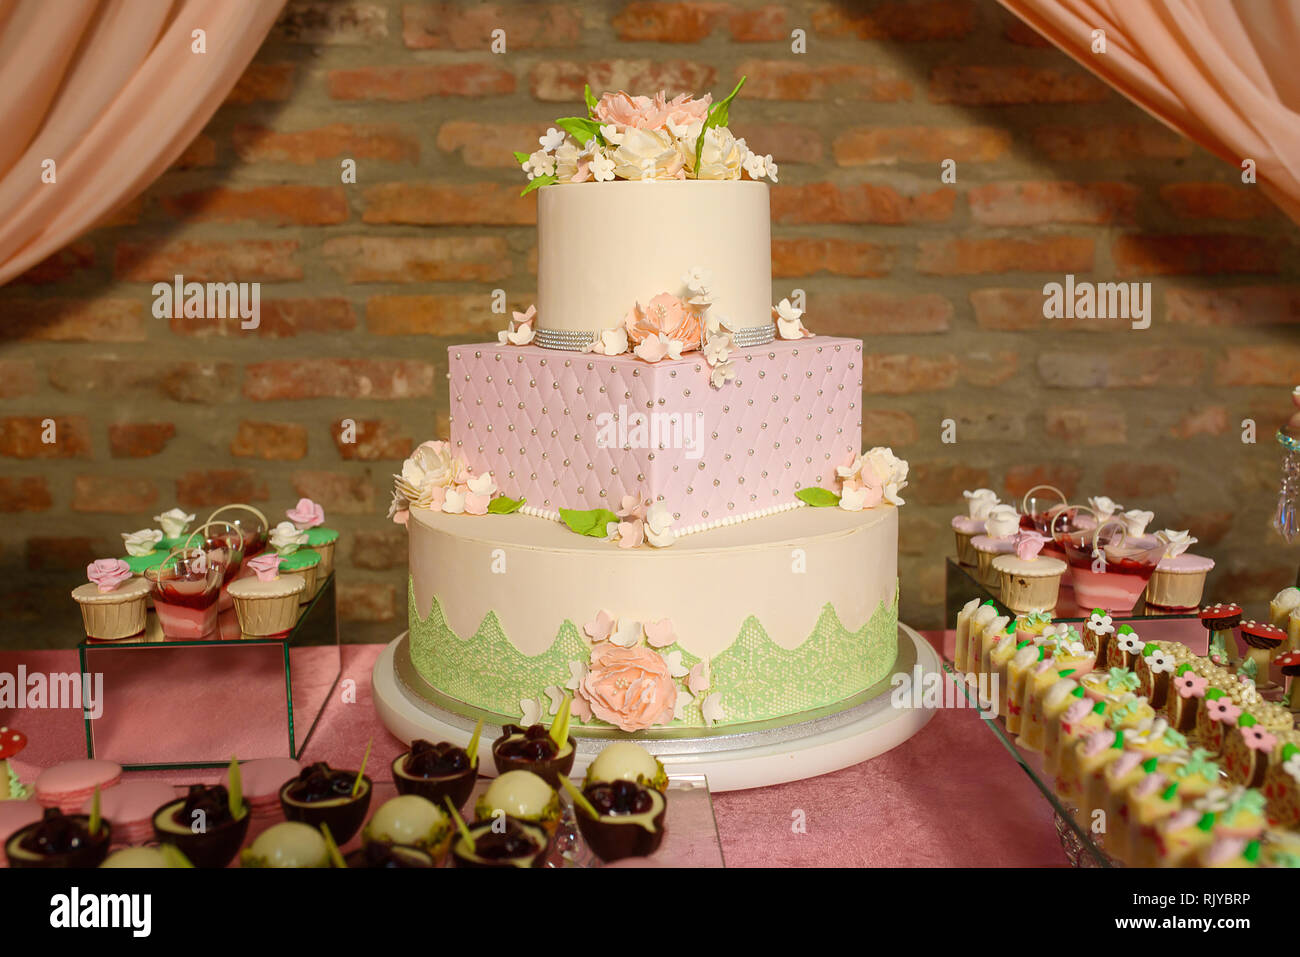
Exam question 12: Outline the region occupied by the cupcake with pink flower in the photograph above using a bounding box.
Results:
[286,498,339,581]
[991,530,1067,615]
[952,488,998,567]
[71,559,150,640]
[227,554,306,637]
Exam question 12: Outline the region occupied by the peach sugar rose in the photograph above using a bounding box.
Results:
[624,292,702,351]
[594,91,711,131]
[578,643,678,732]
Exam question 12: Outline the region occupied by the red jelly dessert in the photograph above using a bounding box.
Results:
[1059,523,1163,613]
[146,549,225,640]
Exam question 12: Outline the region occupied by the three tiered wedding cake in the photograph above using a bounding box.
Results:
[388,84,909,736]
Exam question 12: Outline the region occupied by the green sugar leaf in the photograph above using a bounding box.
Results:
[89,785,102,837]
[445,796,475,853]
[559,507,619,538]
[694,75,746,171]
[466,718,484,768]
[321,823,347,868]
[795,487,840,508]
[520,173,556,197]
[1238,712,1258,728]
[513,150,531,165]
[555,116,603,146]
[558,775,600,820]
[550,694,573,749]
[584,84,599,116]
[228,756,246,821]
[352,737,373,798]
[488,495,525,515]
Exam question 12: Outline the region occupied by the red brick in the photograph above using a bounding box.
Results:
[244,359,435,401]
[1113,234,1283,277]
[436,121,552,168]
[176,470,270,507]
[328,64,515,100]
[949,409,1028,442]
[812,292,952,335]
[0,477,52,512]
[292,471,376,513]
[1170,406,1229,439]
[1031,123,1193,161]
[899,514,943,556]
[861,409,919,447]
[968,182,1137,226]
[1045,405,1127,445]
[738,123,823,164]
[108,423,175,458]
[366,294,501,336]
[362,183,534,225]
[531,60,716,101]
[929,65,1109,105]
[771,238,894,277]
[225,63,295,104]
[233,124,419,164]
[811,0,975,40]
[404,2,582,48]
[333,418,413,461]
[174,135,217,169]
[862,354,958,394]
[1214,346,1300,387]
[737,60,910,101]
[160,363,242,404]
[72,476,160,514]
[274,2,389,44]
[47,359,241,404]
[969,287,1130,332]
[1166,286,1300,326]
[0,360,39,398]
[8,242,94,285]
[0,299,146,342]
[611,2,787,42]
[322,236,510,282]
[230,421,309,461]
[1103,463,1178,500]
[772,183,953,225]
[960,351,1019,387]
[25,537,106,573]
[833,126,1009,166]
[1160,183,1279,220]
[910,463,993,506]
[917,237,1094,275]
[1173,510,1232,546]
[337,582,396,622]
[169,297,357,338]
[351,529,408,570]
[0,416,90,459]
[1038,348,1206,389]
[1004,465,1081,501]
[160,186,348,226]
[115,239,302,281]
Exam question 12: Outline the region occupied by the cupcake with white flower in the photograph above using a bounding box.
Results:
[118,528,167,576]
[952,488,999,567]
[1144,529,1213,610]
[286,498,339,582]
[154,508,197,551]
[970,504,1021,588]
[269,521,320,605]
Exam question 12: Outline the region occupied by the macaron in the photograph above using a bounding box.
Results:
[0,800,43,867]
[231,758,300,816]
[34,759,122,813]
[83,779,176,846]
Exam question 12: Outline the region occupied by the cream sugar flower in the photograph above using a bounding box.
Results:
[538,127,565,152]
[582,326,630,356]
[1088,496,1122,520]
[661,649,690,678]
[681,266,712,295]
[466,471,497,498]
[590,150,616,182]
[633,332,684,364]
[702,331,734,367]
[1120,509,1155,537]
[153,508,195,539]
[499,305,536,346]
[838,447,909,508]
[1156,529,1197,558]
[701,692,725,727]
[673,689,695,723]
[688,658,711,695]
[582,608,646,648]
[774,298,812,340]
[269,521,308,555]
[122,528,163,557]
[709,359,736,389]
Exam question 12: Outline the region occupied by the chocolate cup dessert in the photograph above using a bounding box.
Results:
[279,762,372,845]
[491,724,576,788]
[7,809,112,868]
[452,818,550,868]
[152,784,251,869]
[392,739,477,811]
[576,780,667,863]
[344,842,436,868]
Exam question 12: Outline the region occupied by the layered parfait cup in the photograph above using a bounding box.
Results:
[1055,512,1165,613]
[145,545,226,640]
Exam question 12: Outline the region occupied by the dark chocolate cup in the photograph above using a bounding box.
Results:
[391,753,477,811]
[451,820,549,868]
[152,800,251,868]
[344,843,436,868]
[576,788,666,863]
[279,775,372,845]
[491,727,577,788]
[7,815,113,868]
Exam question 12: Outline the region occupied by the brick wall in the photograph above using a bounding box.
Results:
[2,0,1299,646]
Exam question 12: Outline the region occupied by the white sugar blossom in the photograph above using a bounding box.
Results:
[590,150,616,182]
[765,156,779,183]
[1156,529,1197,559]
[1120,509,1155,537]
[598,123,624,146]
[520,698,542,726]
[688,659,711,695]
[863,447,909,505]
[523,148,555,179]
[566,660,587,691]
[709,358,735,389]
[611,128,685,181]
[839,484,871,512]
[1088,611,1115,635]
[441,487,467,515]
[703,332,734,367]
[269,521,308,555]
[695,126,744,181]
[701,692,725,727]
[122,528,163,557]
[633,332,683,363]
[682,266,712,294]
[1088,496,1122,520]
[662,650,690,679]
[611,619,642,648]
[153,508,195,539]
[742,150,768,180]
[583,326,629,356]
[673,689,695,722]
[538,127,565,152]
[774,297,811,339]
[466,471,497,497]
[644,501,675,548]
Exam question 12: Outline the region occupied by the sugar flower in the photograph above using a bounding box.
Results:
[286,498,325,530]
[87,558,132,593]
[269,521,308,555]
[121,528,163,557]
[153,508,195,539]
[774,298,812,340]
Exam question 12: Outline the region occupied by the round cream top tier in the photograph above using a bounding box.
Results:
[408,503,897,659]
[537,180,772,334]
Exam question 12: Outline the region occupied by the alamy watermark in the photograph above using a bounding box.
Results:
[0,668,103,719]
[1043,274,1151,330]
[152,273,260,329]
[594,404,705,460]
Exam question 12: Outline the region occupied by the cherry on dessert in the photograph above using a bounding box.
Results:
[575,780,666,863]
[452,818,549,869]
[153,784,250,869]
[392,739,478,810]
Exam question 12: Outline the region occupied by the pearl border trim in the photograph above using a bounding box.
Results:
[517,498,807,539]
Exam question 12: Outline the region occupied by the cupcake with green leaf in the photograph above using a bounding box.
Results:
[286,498,339,581]
[119,527,167,576]
[269,521,320,604]
[153,508,197,552]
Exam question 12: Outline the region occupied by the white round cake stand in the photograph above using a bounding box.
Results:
[372,623,940,792]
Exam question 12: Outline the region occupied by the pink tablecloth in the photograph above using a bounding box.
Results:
[2,633,1067,867]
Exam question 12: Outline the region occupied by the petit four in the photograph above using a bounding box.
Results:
[344,842,437,868]
[1199,603,1244,667]
[492,696,577,788]
[585,741,669,793]
[392,735,479,811]
[571,777,667,863]
[992,532,1066,614]
[474,770,563,834]
[452,816,551,869]
[88,779,175,847]
[34,759,122,813]
[145,546,225,640]
[970,504,1020,588]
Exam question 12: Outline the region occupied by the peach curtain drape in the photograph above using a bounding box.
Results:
[999,0,1300,224]
[0,0,284,286]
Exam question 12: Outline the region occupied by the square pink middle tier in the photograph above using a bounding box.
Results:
[448,337,864,532]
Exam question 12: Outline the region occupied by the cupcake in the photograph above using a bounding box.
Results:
[269,522,320,604]
[71,559,150,640]
[952,488,998,568]
[119,528,167,576]
[286,498,339,584]
[153,508,197,552]
[227,554,305,636]
[1145,530,1212,610]
[970,504,1020,589]
[992,531,1066,614]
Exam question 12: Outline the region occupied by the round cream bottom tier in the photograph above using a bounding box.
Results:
[405,503,899,733]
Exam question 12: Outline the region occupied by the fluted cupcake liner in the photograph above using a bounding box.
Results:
[77,597,147,640]
[232,594,301,636]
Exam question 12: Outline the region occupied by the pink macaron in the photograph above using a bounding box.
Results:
[230,758,300,816]
[0,800,44,866]
[34,759,122,813]
[84,779,177,846]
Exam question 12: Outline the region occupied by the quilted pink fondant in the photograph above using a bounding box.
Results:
[448,338,863,529]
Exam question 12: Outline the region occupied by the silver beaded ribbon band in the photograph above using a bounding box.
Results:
[533,322,775,352]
